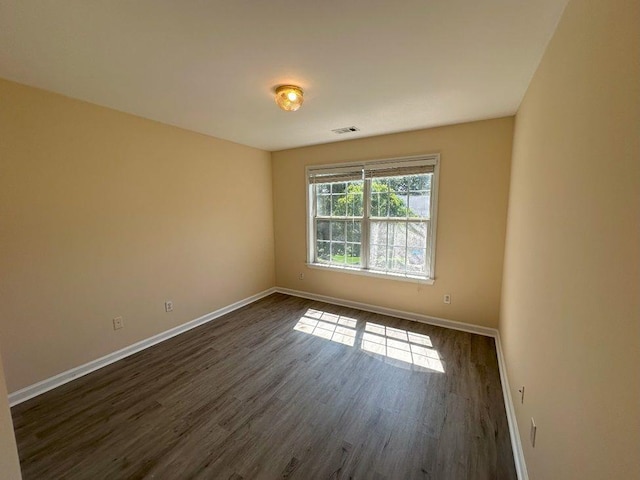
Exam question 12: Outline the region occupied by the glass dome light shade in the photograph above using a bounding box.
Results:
[275,85,304,112]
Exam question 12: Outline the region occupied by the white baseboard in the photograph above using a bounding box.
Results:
[275,287,497,337]
[274,286,528,479]
[8,287,277,407]
[495,332,528,480]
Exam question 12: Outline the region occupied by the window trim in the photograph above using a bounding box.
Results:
[305,154,440,284]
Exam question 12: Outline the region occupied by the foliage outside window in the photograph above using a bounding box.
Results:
[307,155,439,282]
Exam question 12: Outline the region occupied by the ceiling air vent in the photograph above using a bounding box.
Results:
[331,126,360,135]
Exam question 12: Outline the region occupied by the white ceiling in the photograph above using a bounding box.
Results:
[0,0,567,151]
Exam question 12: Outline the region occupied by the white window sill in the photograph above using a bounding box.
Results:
[306,262,435,285]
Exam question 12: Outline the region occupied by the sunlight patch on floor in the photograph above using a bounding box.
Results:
[293,308,357,346]
[362,322,444,372]
[293,309,444,372]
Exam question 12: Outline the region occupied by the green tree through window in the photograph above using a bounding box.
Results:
[332,181,419,217]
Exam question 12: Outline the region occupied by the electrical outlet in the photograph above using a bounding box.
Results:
[519,386,525,404]
[299,272,304,280]
[165,300,173,312]
[112,316,124,330]
[530,418,537,447]
[443,294,451,304]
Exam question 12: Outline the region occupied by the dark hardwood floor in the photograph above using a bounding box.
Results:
[11,293,517,479]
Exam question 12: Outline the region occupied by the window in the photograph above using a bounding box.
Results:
[307,155,439,283]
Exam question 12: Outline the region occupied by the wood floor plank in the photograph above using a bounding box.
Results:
[11,293,517,479]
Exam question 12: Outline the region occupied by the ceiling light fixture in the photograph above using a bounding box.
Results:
[274,85,304,112]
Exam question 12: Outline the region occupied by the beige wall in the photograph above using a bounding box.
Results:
[500,0,640,478]
[273,117,513,328]
[0,350,21,479]
[0,79,275,393]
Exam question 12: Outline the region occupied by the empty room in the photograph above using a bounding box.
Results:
[0,0,638,479]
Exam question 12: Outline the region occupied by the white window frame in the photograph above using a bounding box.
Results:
[306,154,440,285]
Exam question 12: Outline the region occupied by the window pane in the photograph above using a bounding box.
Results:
[332,194,346,215]
[389,222,406,247]
[371,180,392,217]
[331,221,345,241]
[332,183,346,194]
[408,174,431,218]
[316,241,330,262]
[317,220,330,241]
[370,191,380,217]
[387,176,409,194]
[346,221,361,242]
[331,242,345,262]
[317,193,331,216]
[316,183,331,194]
[408,192,429,218]
[369,243,388,270]
[346,243,361,265]
[407,248,426,272]
[395,194,409,216]
[346,185,363,216]
[410,174,430,191]
[370,221,388,244]
[391,246,407,271]
[407,222,426,247]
